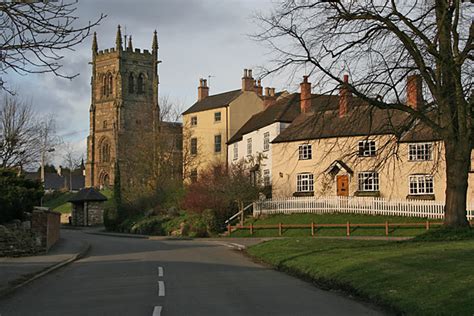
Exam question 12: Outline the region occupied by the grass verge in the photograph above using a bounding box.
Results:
[247,235,474,315]
[231,213,440,237]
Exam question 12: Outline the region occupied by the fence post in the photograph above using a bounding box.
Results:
[426,220,430,231]
[385,221,389,236]
[250,223,253,235]
[346,221,350,237]
[311,222,315,236]
[227,224,231,236]
[279,223,282,236]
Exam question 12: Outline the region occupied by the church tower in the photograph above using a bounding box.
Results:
[85,26,160,189]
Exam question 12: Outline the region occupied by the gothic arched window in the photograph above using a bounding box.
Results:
[107,72,113,96]
[128,73,135,93]
[100,140,111,163]
[137,73,145,94]
[102,74,107,97]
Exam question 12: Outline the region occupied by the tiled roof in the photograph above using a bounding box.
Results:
[272,102,413,143]
[68,188,107,202]
[227,93,341,144]
[182,89,242,115]
[23,171,85,191]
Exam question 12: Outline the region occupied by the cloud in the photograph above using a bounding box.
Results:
[4,0,281,167]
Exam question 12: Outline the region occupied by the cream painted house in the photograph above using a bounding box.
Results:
[271,75,474,202]
[182,69,265,182]
[227,76,341,190]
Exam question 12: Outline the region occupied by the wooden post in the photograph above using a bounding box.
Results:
[227,224,231,236]
[311,222,315,236]
[385,221,389,236]
[426,220,430,230]
[346,221,350,237]
[279,223,282,236]
[250,223,253,235]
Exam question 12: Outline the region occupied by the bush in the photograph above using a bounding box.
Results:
[0,169,44,224]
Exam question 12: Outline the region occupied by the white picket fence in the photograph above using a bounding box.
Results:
[253,196,474,220]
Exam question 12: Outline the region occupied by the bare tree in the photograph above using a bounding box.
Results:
[0,95,40,168]
[0,1,105,90]
[255,1,473,228]
[62,142,82,191]
[159,95,184,123]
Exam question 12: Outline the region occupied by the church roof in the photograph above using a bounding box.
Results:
[182,89,242,115]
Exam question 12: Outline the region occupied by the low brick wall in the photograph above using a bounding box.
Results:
[31,208,61,250]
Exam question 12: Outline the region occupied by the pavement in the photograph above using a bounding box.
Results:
[0,229,90,297]
[0,229,386,316]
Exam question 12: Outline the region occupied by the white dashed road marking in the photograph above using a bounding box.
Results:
[158,280,165,297]
[152,306,162,316]
[158,266,163,277]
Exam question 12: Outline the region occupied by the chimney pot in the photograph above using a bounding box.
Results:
[242,68,254,92]
[198,78,209,101]
[300,76,312,113]
[339,74,351,117]
[407,74,423,109]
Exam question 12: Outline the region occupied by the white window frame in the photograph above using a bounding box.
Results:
[263,132,270,152]
[358,140,376,157]
[214,111,221,122]
[408,143,433,161]
[296,173,314,192]
[247,138,252,156]
[233,143,238,160]
[263,169,271,186]
[409,174,434,195]
[298,144,312,160]
[190,116,197,126]
[358,172,379,192]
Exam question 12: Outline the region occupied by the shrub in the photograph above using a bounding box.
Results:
[0,169,44,224]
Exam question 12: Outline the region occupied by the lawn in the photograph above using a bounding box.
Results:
[248,235,474,315]
[230,213,440,237]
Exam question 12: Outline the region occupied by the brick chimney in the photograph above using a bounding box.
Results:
[198,78,209,101]
[254,79,263,96]
[300,76,311,113]
[242,69,254,92]
[263,87,276,109]
[407,74,423,109]
[339,74,351,118]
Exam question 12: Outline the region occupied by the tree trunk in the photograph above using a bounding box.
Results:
[444,141,471,228]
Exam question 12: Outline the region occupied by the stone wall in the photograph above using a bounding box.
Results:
[71,202,104,226]
[87,202,104,226]
[31,208,61,251]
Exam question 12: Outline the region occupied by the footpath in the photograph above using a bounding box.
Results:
[0,229,90,297]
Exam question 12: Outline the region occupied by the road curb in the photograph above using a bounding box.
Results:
[0,241,91,298]
[85,231,149,239]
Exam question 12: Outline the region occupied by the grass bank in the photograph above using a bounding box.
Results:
[43,189,113,214]
[248,234,474,315]
[231,213,439,237]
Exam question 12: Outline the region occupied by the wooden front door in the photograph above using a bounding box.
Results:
[337,175,349,196]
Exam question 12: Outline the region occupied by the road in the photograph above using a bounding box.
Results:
[0,230,384,316]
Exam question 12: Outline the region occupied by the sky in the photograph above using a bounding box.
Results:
[3,0,296,167]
